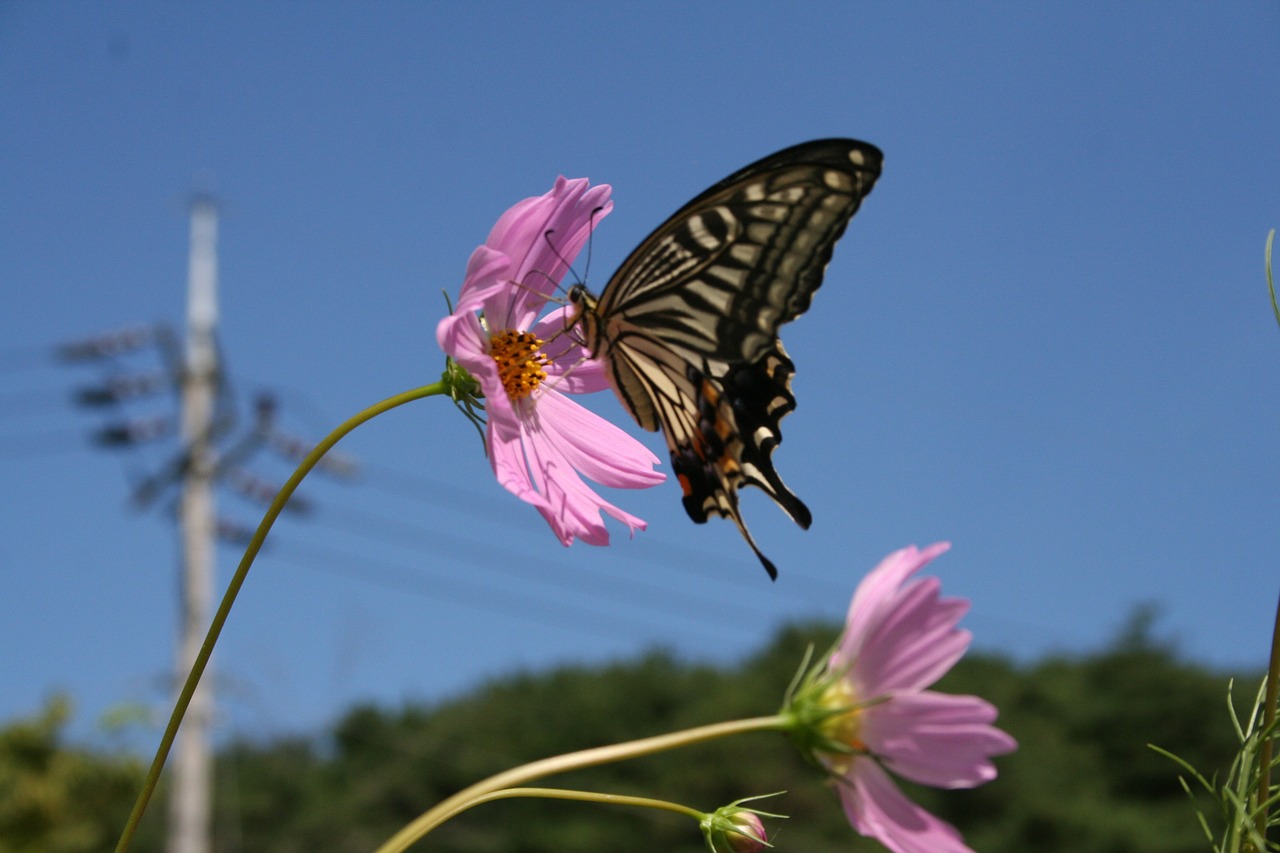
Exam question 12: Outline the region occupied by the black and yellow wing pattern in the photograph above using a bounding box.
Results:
[569,139,883,578]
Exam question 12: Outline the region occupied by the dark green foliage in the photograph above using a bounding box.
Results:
[0,614,1254,853]
[207,613,1249,853]
[0,695,160,853]
[928,611,1244,853]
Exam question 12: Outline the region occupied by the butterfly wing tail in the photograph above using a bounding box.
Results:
[720,345,812,530]
[672,347,812,580]
[672,449,781,581]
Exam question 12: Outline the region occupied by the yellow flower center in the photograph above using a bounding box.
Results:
[817,679,865,773]
[489,329,550,400]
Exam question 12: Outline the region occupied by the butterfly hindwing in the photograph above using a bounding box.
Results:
[672,344,809,581]
[573,139,882,577]
[599,338,805,581]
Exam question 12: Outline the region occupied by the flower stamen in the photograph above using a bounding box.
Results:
[490,329,550,400]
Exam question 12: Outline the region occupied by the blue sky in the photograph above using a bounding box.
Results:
[1,3,1278,745]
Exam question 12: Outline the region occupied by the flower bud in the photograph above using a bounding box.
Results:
[700,804,771,853]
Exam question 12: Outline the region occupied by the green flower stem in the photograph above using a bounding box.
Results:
[115,383,447,853]
[1255,588,1280,844]
[1259,230,1279,850]
[1266,229,1277,328]
[374,714,789,853]
[440,785,704,829]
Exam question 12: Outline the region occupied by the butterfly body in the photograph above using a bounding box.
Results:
[568,139,883,578]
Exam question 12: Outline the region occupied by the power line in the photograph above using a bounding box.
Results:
[352,459,852,601]
[0,342,60,374]
[303,498,799,622]
[0,388,76,417]
[0,428,90,460]
[261,536,752,646]
[213,377,851,598]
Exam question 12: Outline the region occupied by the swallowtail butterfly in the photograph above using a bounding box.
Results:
[568,139,883,578]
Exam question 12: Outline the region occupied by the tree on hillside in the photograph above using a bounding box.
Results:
[0,613,1252,853]
[0,696,158,853]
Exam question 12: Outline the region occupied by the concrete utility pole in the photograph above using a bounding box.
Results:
[169,195,219,853]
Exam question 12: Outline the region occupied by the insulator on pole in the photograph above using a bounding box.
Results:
[56,325,156,362]
[93,415,174,447]
[214,517,256,546]
[268,430,358,478]
[74,371,171,407]
[226,466,312,514]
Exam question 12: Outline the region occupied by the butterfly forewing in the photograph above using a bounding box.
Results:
[580,139,882,578]
[597,139,883,365]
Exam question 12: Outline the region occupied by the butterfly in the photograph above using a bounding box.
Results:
[567,139,883,579]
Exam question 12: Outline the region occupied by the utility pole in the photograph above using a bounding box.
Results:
[54,192,357,849]
[169,195,218,853]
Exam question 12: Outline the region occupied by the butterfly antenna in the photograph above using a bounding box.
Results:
[497,234,578,318]
[580,205,606,285]
[535,229,580,298]
[540,204,604,294]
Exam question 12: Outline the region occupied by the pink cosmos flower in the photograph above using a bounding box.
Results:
[792,543,1016,853]
[437,177,664,546]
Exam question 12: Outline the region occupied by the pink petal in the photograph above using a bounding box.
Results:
[523,440,642,546]
[840,544,948,657]
[531,307,610,394]
[484,177,613,331]
[530,457,612,547]
[836,542,973,694]
[435,309,487,367]
[510,396,650,545]
[509,178,611,288]
[532,390,664,489]
[855,582,972,695]
[435,247,508,370]
[863,692,1019,788]
[488,420,553,516]
[488,414,634,547]
[454,244,513,312]
[838,758,975,853]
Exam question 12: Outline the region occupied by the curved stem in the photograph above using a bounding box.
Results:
[1265,229,1277,328]
[1255,588,1280,843]
[454,786,702,825]
[374,715,788,853]
[1256,231,1279,849]
[115,383,446,853]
